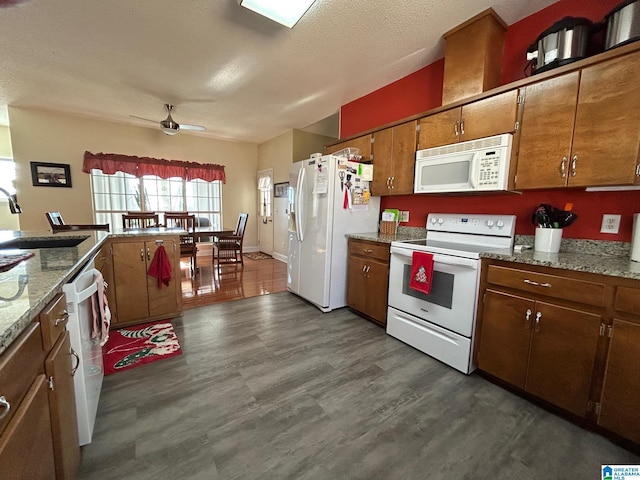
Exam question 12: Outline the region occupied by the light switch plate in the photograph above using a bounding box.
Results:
[600,214,621,234]
[399,211,409,222]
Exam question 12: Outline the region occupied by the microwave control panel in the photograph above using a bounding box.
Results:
[477,150,505,189]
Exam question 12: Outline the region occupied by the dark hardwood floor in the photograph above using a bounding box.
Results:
[180,252,288,309]
[79,293,639,480]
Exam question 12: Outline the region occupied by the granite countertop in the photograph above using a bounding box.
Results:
[350,229,640,281]
[482,236,640,280]
[347,226,427,244]
[0,228,182,356]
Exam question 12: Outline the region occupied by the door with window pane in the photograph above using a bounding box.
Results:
[257,169,273,255]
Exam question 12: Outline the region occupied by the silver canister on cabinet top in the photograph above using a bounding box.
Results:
[605,0,640,50]
[527,17,593,75]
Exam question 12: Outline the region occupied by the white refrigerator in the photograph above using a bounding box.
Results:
[287,154,381,312]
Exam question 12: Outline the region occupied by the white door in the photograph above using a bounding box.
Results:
[257,168,274,255]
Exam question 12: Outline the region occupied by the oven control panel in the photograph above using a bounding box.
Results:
[426,213,516,237]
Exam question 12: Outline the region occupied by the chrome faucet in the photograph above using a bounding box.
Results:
[0,187,22,214]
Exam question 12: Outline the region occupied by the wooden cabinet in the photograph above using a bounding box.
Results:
[347,239,390,326]
[479,289,601,417]
[598,318,640,444]
[371,121,417,195]
[597,284,640,444]
[325,134,372,161]
[45,332,80,480]
[0,323,56,479]
[516,50,640,189]
[39,293,80,480]
[111,237,182,327]
[477,260,640,445]
[478,264,604,418]
[441,8,506,105]
[418,90,518,149]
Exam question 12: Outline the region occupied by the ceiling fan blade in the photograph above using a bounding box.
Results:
[179,124,206,131]
[129,115,159,124]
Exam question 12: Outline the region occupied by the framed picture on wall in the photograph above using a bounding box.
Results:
[30,162,72,187]
[274,182,289,197]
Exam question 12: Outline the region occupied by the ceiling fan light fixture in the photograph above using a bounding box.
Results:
[238,0,316,28]
[160,119,180,135]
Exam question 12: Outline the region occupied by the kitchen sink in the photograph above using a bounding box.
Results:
[0,236,89,249]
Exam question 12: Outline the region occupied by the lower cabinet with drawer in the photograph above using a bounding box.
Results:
[347,238,390,326]
[0,293,81,480]
[0,323,56,479]
[597,281,640,444]
[40,293,81,480]
[476,259,640,446]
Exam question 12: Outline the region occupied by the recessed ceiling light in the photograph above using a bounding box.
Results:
[238,0,317,28]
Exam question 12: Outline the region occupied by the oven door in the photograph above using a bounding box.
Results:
[388,246,480,337]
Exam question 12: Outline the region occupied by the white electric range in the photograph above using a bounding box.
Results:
[386,213,516,374]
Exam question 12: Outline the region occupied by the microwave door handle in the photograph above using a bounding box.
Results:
[469,152,479,189]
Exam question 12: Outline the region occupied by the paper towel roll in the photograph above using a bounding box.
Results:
[631,213,640,262]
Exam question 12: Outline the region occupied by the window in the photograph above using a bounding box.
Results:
[0,157,16,194]
[258,173,272,218]
[90,170,222,232]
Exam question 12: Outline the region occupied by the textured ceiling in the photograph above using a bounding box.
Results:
[0,0,558,143]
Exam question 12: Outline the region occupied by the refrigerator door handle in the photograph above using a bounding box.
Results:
[296,167,305,242]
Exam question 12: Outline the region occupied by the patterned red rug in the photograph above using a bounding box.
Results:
[102,321,182,375]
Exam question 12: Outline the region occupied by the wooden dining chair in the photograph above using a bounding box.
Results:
[213,213,248,269]
[164,213,198,276]
[45,211,110,232]
[122,213,159,229]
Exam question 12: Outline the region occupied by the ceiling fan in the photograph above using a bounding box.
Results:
[130,104,205,136]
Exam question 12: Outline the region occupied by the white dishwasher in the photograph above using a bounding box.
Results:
[63,255,104,446]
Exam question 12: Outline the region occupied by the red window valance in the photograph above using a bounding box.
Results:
[82,151,226,183]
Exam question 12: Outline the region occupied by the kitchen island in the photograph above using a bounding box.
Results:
[0,227,186,355]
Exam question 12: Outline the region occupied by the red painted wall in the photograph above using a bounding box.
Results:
[339,59,444,138]
[386,189,639,241]
[339,0,640,242]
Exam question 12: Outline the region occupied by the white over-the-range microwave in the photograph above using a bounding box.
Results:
[414,133,513,194]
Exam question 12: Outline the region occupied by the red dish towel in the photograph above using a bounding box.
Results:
[409,251,434,295]
[147,245,172,288]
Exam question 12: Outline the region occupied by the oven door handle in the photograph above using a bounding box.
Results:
[390,247,478,269]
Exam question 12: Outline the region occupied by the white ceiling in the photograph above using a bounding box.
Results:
[0,0,558,144]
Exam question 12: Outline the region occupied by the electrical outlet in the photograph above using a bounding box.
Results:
[600,214,621,234]
[399,211,409,222]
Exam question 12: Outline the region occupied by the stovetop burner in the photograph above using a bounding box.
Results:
[392,213,517,258]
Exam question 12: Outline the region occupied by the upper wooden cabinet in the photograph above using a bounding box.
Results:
[442,8,507,105]
[325,134,372,161]
[418,90,519,150]
[516,50,640,189]
[371,121,417,195]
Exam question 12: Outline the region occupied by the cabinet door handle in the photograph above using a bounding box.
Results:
[366,265,371,273]
[147,247,151,261]
[70,347,80,377]
[523,279,551,288]
[362,265,367,273]
[390,177,394,189]
[534,312,542,333]
[571,155,577,177]
[524,308,532,329]
[55,310,69,326]
[560,157,567,178]
[362,249,374,254]
[454,121,459,136]
[0,396,10,421]
[460,119,465,136]
[140,248,144,261]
